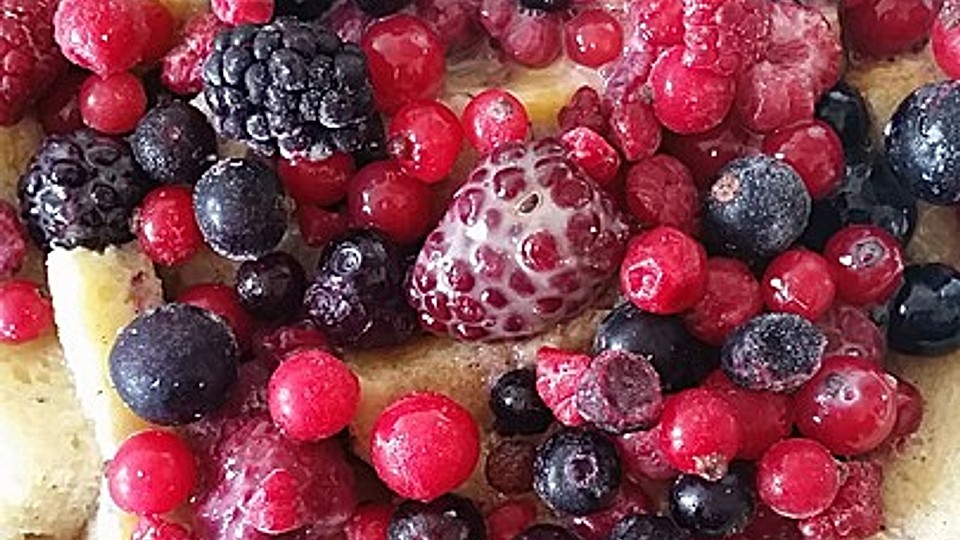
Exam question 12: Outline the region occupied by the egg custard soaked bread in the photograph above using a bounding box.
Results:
[5,0,960,539]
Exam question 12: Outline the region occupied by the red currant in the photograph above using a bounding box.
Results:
[212,0,275,25]
[268,349,360,441]
[885,376,924,447]
[762,120,845,199]
[623,154,699,234]
[178,283,255,349]
[79,72,147,134]
[762,249,836,320]
[794,355,898,456]
[462,88,530,154]
[361,15,446,114]
[371,392,480,501]
[561,127,621,188]
[107,430,197,515]
[683,257,763,346]
[631,0,683,46]
[620,226,708,315]
[278,153,355,207]
[703,370,793,460]
[297,205,349,248]
[347,160,433,245]
[0,280,53,344]
[933,13,960,79]
[661,119,754,189]
[132,516,194,540]
[136,185,204,266]
[564,10,623,68]
[824,225,904,306]
[345,503,393,540]
[649,47,735,134]
[844,0,941,58]
[388,100,464,184]
[757,438,840,519]
[486,500,537,540]
[658,388,741,480]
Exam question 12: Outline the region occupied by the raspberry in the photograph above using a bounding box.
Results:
[703,370,793,460]
[649,47,736,134]
[463,88,531,154]
[0,0,66,126]
[268,349,360,441]
[479,0,562,67]
[0,201,27,280]
[416,0,484,53]
[683,257,763,346]
[844,0,941,58]
[603,47,656,109]
[535,346,592,427]
[560,127,621,188]
[798,461,884,540]
[0,280,54,344]
[388,100,464,183]
[251,320,329,370]
[659,388,741,481]
[757,438,840,520]
[564,10,624,68]
[161,13,227,95]
[139,0,176,64]
[933,8,960,79]
[362,15,446,114]
[615,425,678,481]
[408,140,629,341]
[54,0,147,76]
[816,304,886,364]
[624,154,699,234]
[681,0,772,75]
[620,226,708,315]
[558,86,608,135]
[607,98,662,163]
[212,0,275,25]
[79,72,147,135]
[631,0,683,46]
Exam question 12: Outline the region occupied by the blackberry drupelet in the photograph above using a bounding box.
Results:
[275,0,335,19]
[18,129,153,251]
[202,17,385,160]
[130,101,217,185]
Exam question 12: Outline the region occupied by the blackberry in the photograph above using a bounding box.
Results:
[520,0,570,11]
[235,251,308,321]
[515,524,580,540]
[669,464,756,537]
[388,495,485,540]
[720,313,826,393]
[489,368,553,436]
[202,17,385,160]
[303,229,419,348]
[275,0,335,19]
[18,129,152,252]
[130,101,217,185]
[608,515,689,540]
[887,263,960,356]
[355,0,412,17]
[533,427,622,516]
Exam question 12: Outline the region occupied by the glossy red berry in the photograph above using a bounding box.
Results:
[794,355,898,456]
[297,205,349,248]
[132,516,194,540]
[886,376,924,447]
[212,0,275,25]
[649,47,735,134]
[79,72,147,134]
[762,249,836,321]
[757,438,840,519]
[624,154,699,234]
[844,0,941,58]
[345,503,393,540]
[371,391,481,501]
[683,257,763,346]
[824,225,904,306]
[658,388,741,481]
[762,120,845,199]
[278,153,355,207]
[347,160,433,245]
[620,226,708,315]
[561,127,621,188]
[388,100,464,183]
[140,0,176,64]
[178,283,255,349]
[107,430,197,515]
[0,280,54,344]
[564,10,623,68]
[136,185,204,266]
[462,88,530,154]
[486,500,538,540]
[268,349,360,441]
[361,15,446,114]
[816,304,886,364]
[54,0,148,76]
[933,15,960,79]
[703,370,793,460]
[607,99,661,163]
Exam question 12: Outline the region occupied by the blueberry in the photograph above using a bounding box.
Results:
[593,302,716,393]
[533,427,622,516]
[130,101,217,185]
[575,350,662,434]
[489,368,553,436]
[388,494,485,540]
[816,81,872,155]
[720,313,826,393]
[109,303,239,425]
[887,80,960,205]
[703,155,811,261]
[887,263,960,356]
[669,464,756,537]
[275,0,335,19]
[516,524,580,540]
[235,251,307,321]
[607,515,689,540]
[193,158,288,260]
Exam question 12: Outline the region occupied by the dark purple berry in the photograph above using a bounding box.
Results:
[130,101,217,185]
[235,251,307,321]
[490,368,553,436]
[533,427,622,516]
[668,463,755,537]
[815,82,871,156]
[515,524,580,540]
[485,439,536,495]
[388,494,485,540]
[720,313,826,393]
[887,263,960,356]
[608,515,689,540]
[576,350,663,434]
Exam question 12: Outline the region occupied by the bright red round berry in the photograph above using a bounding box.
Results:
[624,154,699,234]
[844,0,941,58]
[0,280,54,344]
[345,503,393,540]
[278,153,355,207]
[763,120,845,199]
[178,283,255,349]
[824,225,904,306]
[649,47,735,134]
[371,391,481,501]
[703,370,793,460]
[361,15,446,114]
[683,257,763,346]
[268,349,360,441]
[462,88,530,154]
[347,160,433,245]
[620,226,708,315]
[388,100,464,184]
[140,0,176,64]
[54,0,147,76]
[658,388,741,480]
[762,249,836,321]
[107,429,197,515]
[886,376,924,446]
[79,72,147,134]
[794,355,898,456]
[212,0,275,25]
[561,127,621,188]
[132,516,194,540]
[757,438,841,519]
[136,185,204,266]
[564,10,623,68]
[933,14,960,79]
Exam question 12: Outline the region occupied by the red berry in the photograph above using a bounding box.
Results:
[268,349,360,441]
[844,0,941,58]
[681,0,772,76]
[107,430,197,515]
[54,0,147,76]
[132,516,194,540]
[297,205,349,248]
[683,257,763,346]
[662,119,755,189]
[36,69,85,134]
[0,200,27,280]
[212,0,275,25]
[252,320,329,370]
[649,46,735,134]
[462,88,530,154]
[479,0,562,67]
[278,153,355,207]
[0,0,67,126]
[631,0,683,46]
[161,13,227,95]
[487,500,537,540]
[824,225,904,306]
[178,283,255,349]
[575,350,663,434]
[757,438,840,519]
[140,0,176,64]
[361,15,445,114]
[659,388,742,480]
[624,154,699,234]
[607,98,662,162]
[762,249,836,321]
[79,72,147,134]
[345,503,393,540]
[763,120,845,199]
[798,460,884,540]
[816,304,886,364]
[885,376,924,447]
[620,226,708,315]
[371,391,481,501]
[558,86,608,135]
[535,346,591,427]
[388,100,464,184]
[136,185,204,266]
[564,10,623,68]
[616,425,678,481]
[561,126,621,188]
[566,482,653,540]
[0,280,53,344]
[347,160,433,245]
[703,370,793,460]
[604,47,657,108]
[794,355,898,456]
[933,12,960,79]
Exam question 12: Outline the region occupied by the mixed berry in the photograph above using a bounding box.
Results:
[4,0,960,539]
